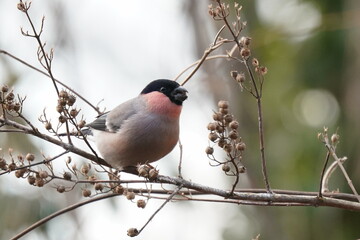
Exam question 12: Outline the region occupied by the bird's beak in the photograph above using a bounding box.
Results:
[172,86,188,103]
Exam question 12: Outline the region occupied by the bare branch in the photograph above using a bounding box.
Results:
[0,50,101,114]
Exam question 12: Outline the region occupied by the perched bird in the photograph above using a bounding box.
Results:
[85,79,188,170]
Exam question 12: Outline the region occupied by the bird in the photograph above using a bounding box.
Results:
[84,79,188,170]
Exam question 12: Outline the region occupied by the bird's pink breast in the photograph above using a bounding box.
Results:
[144,92,182,118]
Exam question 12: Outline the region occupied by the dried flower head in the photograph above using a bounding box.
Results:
[57,185,66,193]
[205,146,214,155]
[27,175,36,185]
[82,189,91,197]
[67,95,76,106]
[94,183,104,191]
[44,122,52,130]
[39,170,49,179]
[114,185,124,195]
[240,37,251,46]
[240,48,251,59]
[69,108,78,118]
[63,171,72,180]
[126,191,136,200]
[1,85,9,93]
[137,164,150,178]
[127,228,139,237]
[137,199,147,209]
[148,168,159,180]
[80,164,90,175]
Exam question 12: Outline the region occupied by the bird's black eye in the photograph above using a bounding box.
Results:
[159,87,166,92]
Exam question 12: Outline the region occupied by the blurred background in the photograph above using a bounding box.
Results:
[1,0,359,239]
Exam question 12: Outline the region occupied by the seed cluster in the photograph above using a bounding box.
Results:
[206,100,246,176]
[0,85,23,114]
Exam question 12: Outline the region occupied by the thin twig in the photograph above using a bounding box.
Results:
[0,150,69,176]
[0,116,110,167]
[9,193,120,240]
[322,157,347,193]
[180,25,227,86]
[137,185,183,235]
[0,50,101,114]
[318,151,330,197]
[215,0,271,192]
[323,137,360,202]
[20,1,59,95]
[178,139,183,178]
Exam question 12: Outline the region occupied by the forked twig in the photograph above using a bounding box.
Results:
[0,50,101,114]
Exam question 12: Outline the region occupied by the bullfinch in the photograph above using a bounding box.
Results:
[85,79,188,170]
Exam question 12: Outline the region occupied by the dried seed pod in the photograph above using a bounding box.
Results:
[126,191,136,200]
[223,144,232,153]
[331,134,339,144]
[205,146,214,155]
[57,185,66,193]
[58,115,66,123]
[1,85,9,93]
[78,120,86,128]
[114,185,124,195]
[58,98,67,106]
[13,103,21,112]
[59,90,68,99]
[35,178,45,187]
[137,199,147,209]
[236,73,245,83]
[137,165,150,177]
[70,109,78,118]
[229,130,238,140]
[63,171,72,180]
[94,183,104,191]
[127,228,139,237]
[25,153,35,162]
[224,114,233,124]
[240,48,251,58]
[219,107,228,115]
[148,168,159,180]
[5,92,15,101]
[39,171,49,179]
[238,166,246,173]
[236,142,246,151]
[15,168,26,178]
[82,189,91,197]
[80,164,90,175]
[216,125,224,134]
[218,100,229,109]
[27,175,36,185]
[229,121,239,130]
[222,163,231,172]
[67,95,76,106]
[218,139,226,148]
[207,122,217,131]
[240,36,251,46]
[8,162,16,171]
[45,122,52,130]
[56,104,63,113]
[208,132,218,142]
[212,112,223,121]
[0,158,7,169]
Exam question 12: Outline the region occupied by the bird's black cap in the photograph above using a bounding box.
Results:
[141,79,188,105]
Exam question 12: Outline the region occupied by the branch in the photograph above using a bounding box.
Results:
[9,192,120,240]
[323,134,360,202]
[156,175,360,211]
[0,116,110,167]
[179,25,227,86]
[0,50,101,115]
